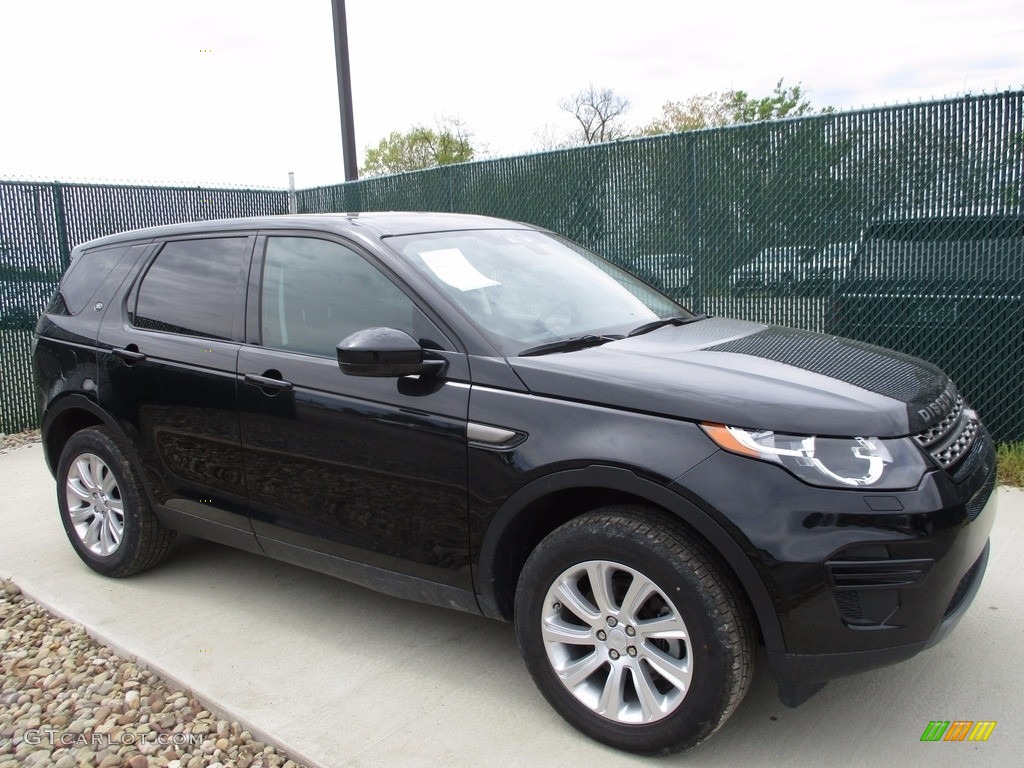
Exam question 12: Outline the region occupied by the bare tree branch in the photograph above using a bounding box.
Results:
[559,84,631,144]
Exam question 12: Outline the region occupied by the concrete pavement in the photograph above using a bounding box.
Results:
[2,441,1021,767]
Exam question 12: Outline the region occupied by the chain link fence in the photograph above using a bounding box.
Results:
[2,91,1022,440]
[0,181,287,433]
[300,91,1024,441]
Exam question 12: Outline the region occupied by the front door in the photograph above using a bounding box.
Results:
[237,235,473,596]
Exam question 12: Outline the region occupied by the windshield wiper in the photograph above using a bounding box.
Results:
[519,334,624,357]
[627,315,707,337]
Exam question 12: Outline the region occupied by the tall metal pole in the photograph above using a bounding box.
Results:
[331,0,358,181]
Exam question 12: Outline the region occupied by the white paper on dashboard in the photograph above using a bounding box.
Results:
[420,248,500,291]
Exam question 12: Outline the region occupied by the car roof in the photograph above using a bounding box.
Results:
[75,211,534,251]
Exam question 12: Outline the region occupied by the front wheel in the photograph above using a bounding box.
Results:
[514,507,753,755]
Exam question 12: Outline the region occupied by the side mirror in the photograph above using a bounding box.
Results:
[336,327,446,378]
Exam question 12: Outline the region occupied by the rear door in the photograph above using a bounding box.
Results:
[237,234,473,599]
[97,235,257,550]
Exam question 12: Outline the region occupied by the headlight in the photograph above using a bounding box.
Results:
[701,423,928,490]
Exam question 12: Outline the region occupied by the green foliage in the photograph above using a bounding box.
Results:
[997,441,1024,487]
[728,79,819,123]
[643,92,735,134]
[645,79,828,135]
[361,121,474,177]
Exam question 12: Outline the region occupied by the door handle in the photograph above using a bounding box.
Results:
[244,372,293,392]
[112,346,146,364]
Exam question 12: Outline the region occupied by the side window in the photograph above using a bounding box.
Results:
[260,237,417,357]
[131,238,250,340]
[54,245,131,315]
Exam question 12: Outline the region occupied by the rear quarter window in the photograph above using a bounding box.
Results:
[52,245,131,315]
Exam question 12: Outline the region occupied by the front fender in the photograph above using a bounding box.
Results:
[474,464,784,654]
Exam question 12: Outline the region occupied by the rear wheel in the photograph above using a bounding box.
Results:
[57,427,176,577]
[514,506,753,755]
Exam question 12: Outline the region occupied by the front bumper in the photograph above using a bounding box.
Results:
[675,429,997,694]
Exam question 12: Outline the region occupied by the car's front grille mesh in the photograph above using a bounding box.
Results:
[913,395,981,470]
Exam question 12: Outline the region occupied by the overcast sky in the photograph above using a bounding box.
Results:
[1,0,1022,190]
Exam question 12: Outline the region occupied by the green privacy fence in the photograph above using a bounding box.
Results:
[298,91,1024,442]
[2,91,1023,440]
[0,181,287,433]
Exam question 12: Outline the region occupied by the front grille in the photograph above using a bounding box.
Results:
[913,395,981,470]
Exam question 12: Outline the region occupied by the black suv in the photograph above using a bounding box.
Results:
[33,213,996,755]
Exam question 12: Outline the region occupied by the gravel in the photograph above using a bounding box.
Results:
[0,429,41,456]
[0,432,311,766]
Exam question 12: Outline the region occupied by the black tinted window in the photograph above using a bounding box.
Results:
[132,238,249,340]
[260,237,416,357]
[58,245,130,314]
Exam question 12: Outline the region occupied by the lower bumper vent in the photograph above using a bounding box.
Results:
[826,558,934,627]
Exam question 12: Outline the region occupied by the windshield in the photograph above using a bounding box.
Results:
[387,228,688,355]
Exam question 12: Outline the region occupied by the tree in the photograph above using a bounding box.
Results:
[644,79,827,135]
[361,117,475,176]
[643,92,735,134]
[727,79,819,123]
[559,85,631,144]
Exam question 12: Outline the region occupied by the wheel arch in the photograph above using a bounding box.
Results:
[475,465,785,653]
[42,395,136,479]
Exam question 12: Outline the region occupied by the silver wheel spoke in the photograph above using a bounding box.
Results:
[559,652,605,688]
[634,663,667,721]
[101,513,121,554]
[67,479,92,501]
[619,575,656,621]
[541,559,693,725]
[642,645,692,692]
[107,509,124,543]
[552,579,600,625]
[83,515,104,551]
[542,617,596,645]
[99,467,118,495]
[65,452,124,557]
[585,561,616,616]
[639,613,689,641]
[74,457,99,491]
[69,506,94,524]
[596,661,627,718]
[89,456,106,490]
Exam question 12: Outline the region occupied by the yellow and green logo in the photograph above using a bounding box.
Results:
[921,720,997,742]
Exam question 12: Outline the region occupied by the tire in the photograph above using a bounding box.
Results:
[56,427,176,577]
[514,506,754,755]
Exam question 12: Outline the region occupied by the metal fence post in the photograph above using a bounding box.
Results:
[50,182,71,268]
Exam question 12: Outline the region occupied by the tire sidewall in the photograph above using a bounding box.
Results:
[515,516,740,755]
[56,429,145,576]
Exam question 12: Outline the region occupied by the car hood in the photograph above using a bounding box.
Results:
[509,317,953,437]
